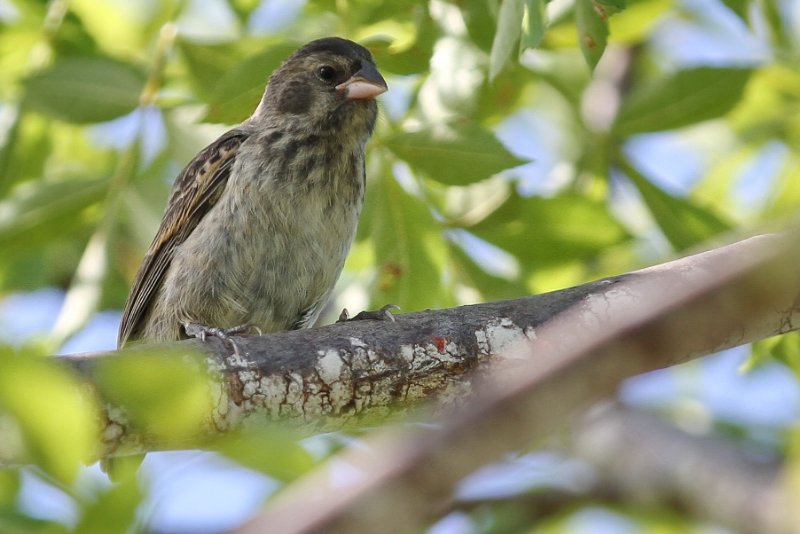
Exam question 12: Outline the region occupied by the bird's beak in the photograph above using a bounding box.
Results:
[336,62,388,100]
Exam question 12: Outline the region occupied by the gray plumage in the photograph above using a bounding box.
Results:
[118,38,386,347]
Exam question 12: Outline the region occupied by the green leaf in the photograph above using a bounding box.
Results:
[522,0,547,49]
[0,107,23,198]
[595,0,626,16]
[0,470,20,507]
[385,122,527,185]
[365,175,450,311]
[0,509,69,534]
[767,156,800,218]
[177,39,245,101]
[614,68,753,135]
[216,429,314,482]
[204,44,297,124]
[0,347,99,484]
[490,0,525,80]
[469,191,630,269]
[0,178,107,255]
[358,16,437,76]
[749,332,800,375]
[24,56,145,124]
[622,161,732,251]
[448,240,528,301]
[575,0,609,70]
[93,347,212,447]
[73,475,143,534]
[463,0,498,51]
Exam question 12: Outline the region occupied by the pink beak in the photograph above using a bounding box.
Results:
[336,62,388,100]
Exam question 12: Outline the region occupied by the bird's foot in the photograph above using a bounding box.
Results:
[337,304,400,323]
[184,323,257,356]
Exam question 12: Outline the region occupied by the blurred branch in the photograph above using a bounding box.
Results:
[570,404,786,534]
[444,404,786,533]
[233,232,800,534]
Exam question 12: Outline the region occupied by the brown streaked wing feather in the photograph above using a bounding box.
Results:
[118,130,248,347]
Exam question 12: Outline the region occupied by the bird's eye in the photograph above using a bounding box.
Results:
[316,65,337,83]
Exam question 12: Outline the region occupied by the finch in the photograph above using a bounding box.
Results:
[118,37,387,348]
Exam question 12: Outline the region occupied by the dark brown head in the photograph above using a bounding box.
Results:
[254,37,387,136]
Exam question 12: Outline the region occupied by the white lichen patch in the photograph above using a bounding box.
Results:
[302,385,325,419]
[103,405,129,443]
[239,370,261,399]
[328,377,353,413]
[349,346,372,370]
[259,374,287,419]
[349,336,368,348]
[476,317,531,360]
[399,344,415,365]
[317,349,345,384]
[280,372,305,417]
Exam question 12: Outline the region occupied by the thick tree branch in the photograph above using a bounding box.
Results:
[233,232,800,534]
[20,233,798,489]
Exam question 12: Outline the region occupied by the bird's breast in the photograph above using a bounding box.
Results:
[171,138,366,331]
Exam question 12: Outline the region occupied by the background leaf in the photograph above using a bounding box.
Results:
[490,0,525,80]
[468,191,631,270]
[614,68,753,135]
[204,44,297,124]
[575,0,609,69]
[522,0,547,49]
[365,175,451,311]
[385,122,527,185]
[621,160,732,251]
[0,347,98,483]
[24,56,146,124]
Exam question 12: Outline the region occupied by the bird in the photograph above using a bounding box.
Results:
[117,37,388,350]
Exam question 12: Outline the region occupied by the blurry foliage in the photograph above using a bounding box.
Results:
[1,0,799,531]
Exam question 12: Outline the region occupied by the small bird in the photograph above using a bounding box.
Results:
[118,37,388,349]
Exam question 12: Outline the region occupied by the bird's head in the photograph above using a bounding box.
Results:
[255,37,387,137]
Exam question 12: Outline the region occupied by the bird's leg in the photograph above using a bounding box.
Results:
[337,303,399,323]
[183,322,256,356]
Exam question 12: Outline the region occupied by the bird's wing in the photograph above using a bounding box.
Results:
[118,130,248,347]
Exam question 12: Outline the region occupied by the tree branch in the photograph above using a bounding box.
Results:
[232,232,800,534]
[21,233,798,485]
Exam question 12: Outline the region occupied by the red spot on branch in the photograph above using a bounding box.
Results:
[433,336,446,352]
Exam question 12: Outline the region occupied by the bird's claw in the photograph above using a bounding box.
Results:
[184,323,256,356]
[337,303,400,323]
